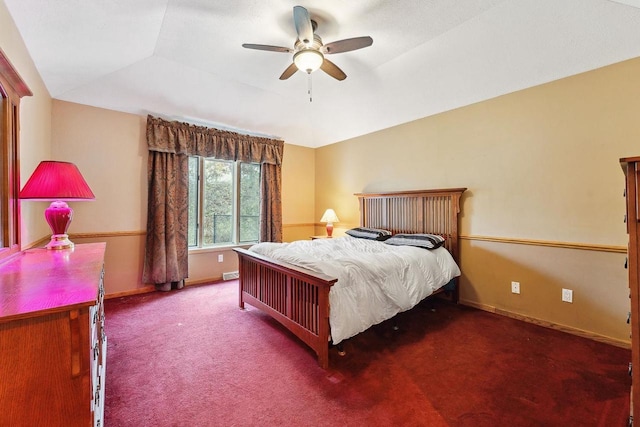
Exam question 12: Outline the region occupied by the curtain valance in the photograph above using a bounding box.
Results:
[146,115,283,165]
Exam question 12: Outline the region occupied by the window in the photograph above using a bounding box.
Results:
[0,49,31,260]
[188,157,261,248]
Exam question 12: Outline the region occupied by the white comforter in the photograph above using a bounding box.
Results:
[249,236,461,344]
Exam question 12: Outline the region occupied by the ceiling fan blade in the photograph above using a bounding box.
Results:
[293,6,313,45]
[322,36,373,54]
[320,59,347,81]
[279,63,298,80]
[242,44,292,53]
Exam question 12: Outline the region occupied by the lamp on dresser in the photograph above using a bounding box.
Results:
[19,160,95,250]
[320,208,339,237]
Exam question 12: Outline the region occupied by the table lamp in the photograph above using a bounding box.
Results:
[320,208,339,237]
[19,161,95,250]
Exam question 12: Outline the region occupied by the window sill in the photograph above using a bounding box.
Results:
[188,243,254,254]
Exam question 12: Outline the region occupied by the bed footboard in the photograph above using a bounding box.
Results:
[233,247,338,369]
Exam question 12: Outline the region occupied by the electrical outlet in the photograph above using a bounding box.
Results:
[562,288,573,303]
[511,281,520,294]
[218,254,223,263]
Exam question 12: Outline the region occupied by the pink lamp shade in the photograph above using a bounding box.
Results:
[20,161,95,250]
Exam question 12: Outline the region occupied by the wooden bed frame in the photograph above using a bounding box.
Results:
[233,188,466,369]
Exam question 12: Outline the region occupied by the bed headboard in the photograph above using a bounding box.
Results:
[354,188,466,262]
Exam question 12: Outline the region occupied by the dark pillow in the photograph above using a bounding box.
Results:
[384,233,445,249]
[345,227,392,241]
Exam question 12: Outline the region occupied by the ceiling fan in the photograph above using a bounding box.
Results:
[242,6,373,81]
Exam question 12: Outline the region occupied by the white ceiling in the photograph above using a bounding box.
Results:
[5,0,640,148]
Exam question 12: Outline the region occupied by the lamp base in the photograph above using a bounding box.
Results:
[46,234,74,250]
[326,223,334,237]
[43,201,74,250]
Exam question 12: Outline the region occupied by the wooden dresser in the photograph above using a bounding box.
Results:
[622,157,640,426]
[0,242,107,427]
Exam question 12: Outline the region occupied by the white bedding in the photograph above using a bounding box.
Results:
[249,236,461,344]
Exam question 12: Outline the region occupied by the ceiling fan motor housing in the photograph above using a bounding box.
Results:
[294,34,323,51]
[293,34,325,73]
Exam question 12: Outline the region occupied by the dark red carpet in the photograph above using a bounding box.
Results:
[104,280,630,426]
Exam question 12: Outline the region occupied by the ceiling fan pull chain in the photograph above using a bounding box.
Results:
[308,73,313,102]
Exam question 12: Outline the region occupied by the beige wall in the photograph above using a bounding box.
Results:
[282,143,316,241]
[51,101,148,234]
[315,57,640,345]
[460,239,628,343]
[1,0,53,246]
[49,102,149,295]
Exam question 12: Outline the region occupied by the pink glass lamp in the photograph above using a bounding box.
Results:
[320,208,339,237]
[19,161,95,250]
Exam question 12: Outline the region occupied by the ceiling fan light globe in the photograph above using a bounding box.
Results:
[293,49,324,73]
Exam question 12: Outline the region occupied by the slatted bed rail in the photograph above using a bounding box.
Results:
[234,247,338,369]
[234,187,466,369]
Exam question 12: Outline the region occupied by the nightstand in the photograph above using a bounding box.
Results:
[310,235,332,240]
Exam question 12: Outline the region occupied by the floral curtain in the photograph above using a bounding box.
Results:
[143,115,284,290]
[260,163,282,242]
[142,151,189,291]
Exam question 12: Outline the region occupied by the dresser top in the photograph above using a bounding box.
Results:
[0,242,106,321]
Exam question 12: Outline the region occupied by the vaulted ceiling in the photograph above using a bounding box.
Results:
[5,0,640,147]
